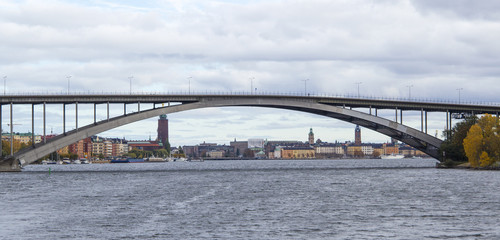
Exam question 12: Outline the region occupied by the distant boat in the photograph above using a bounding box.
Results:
[148,157,165,162]
[80,158,90,164]
[42,160,57,165]
[110,158,145,163]
[381,154,405,159]
[174,157,187,162]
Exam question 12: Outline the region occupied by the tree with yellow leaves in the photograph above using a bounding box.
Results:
[463,114,500,168]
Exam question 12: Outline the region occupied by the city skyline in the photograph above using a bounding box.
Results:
[1,0,499,146]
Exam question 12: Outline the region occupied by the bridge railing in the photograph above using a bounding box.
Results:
[1,90,500,107]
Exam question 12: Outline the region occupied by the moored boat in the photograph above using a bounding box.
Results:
[381,154,405,159]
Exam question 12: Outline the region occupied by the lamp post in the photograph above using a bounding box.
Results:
[407,85,413,100]
[129,76,133,94]
[355,82,362,98]
[249,77,254,94]
[301,79,309,96]
[187,76,192,94]
[457,88,463,103]
[3,76,6,95]
[66,75,72,94]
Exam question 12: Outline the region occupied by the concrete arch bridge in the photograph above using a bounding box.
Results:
[1,94,499,171]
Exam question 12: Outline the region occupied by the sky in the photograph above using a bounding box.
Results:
[1,0,499,146]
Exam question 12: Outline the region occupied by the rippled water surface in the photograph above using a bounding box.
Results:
[1,159,499,239]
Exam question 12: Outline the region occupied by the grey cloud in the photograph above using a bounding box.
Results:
[410,0,500,20]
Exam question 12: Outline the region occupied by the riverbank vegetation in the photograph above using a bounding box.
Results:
[439,114,500,169]
[439,116,477,166]
[463,114,500,168]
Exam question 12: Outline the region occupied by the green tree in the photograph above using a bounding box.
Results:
[439,116,477,162]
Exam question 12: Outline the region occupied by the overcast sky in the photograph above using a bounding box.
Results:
[1,0,499,146]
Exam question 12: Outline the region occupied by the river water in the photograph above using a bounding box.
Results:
[1,159,499,239]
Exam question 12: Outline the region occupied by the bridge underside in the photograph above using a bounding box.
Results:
[0,97,443,171]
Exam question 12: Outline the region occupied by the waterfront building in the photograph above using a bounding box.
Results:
[2,132,42,144]
[383,143,400,155]
[183,142,235,158]
[372,144,384,157]
[207,150,224,158]
[128,141,162,151]
[68,137,92,159]
[361,144,373,156]
[281,147,315,159]
[111,139,128,157]
[347,145,363,157]
[230,139,248,157]
[315,143,344,158]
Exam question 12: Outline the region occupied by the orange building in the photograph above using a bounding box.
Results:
[383,143,399,155]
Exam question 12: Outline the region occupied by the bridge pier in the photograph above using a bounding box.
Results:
[0,158,21,172]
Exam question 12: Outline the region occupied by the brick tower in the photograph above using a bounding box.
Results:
[355,125,361,145]
[157,114,169,148]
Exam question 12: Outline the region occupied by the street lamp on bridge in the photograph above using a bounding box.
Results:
[129,76,134,95]
[3,76,6,95]
[355,82,362,98]
[301,79,309,96]
[407,85,413,100]
[187,76,192,94]
[66,75,72,94]
[249,77,255,94]
[457,88,463,103]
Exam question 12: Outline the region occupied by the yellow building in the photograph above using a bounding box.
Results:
[347,145,363,157]
[281,147,315,159]
[2,133,42,145]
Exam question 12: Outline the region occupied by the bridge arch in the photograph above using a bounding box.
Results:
[2,97,442,171]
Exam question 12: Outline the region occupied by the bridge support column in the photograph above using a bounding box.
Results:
[395,107,398,123]
[446,110,450,138]
[43,102,46,143]
[0,105,2,157]
[375,108,378,117]
[76,102,78,132]
[10,102,13,156]
[107,102,110,121]
[400,110,403,124]
[32,104,34,145]
[425,111,428,134]
[0,159,21,172]
[63,104,66,135]
[124,104,126,115]
[421,108,424,132]
[94,103,96,124]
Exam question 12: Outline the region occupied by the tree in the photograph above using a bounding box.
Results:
[463,114,500,168]
[439,116,477,162]
[463,124,483,168]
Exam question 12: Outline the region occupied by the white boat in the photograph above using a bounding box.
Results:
[148,157,166,162]
[73,159,81,164]
[381,154,405,159]
[80,158,90,164]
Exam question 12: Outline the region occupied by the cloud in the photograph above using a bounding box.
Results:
[410,0,500,20]
[1,0,499,145]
